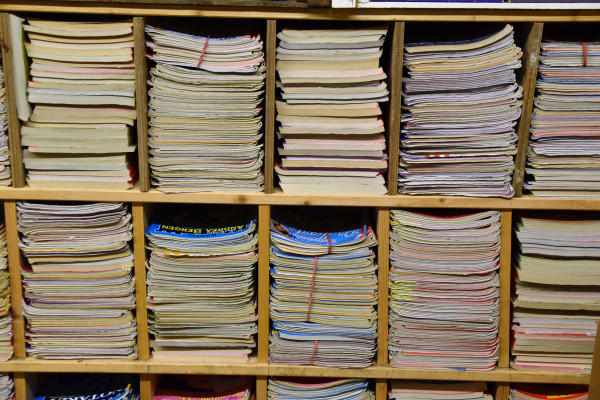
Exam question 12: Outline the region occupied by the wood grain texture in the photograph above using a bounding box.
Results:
[257,204,271,363]
[375,378,387,400]
[0,13,25,188]
[14,372,26,400]
[139,374,155,400]
[494,383,510,400]
[256,376,267,400]
[588,321,600,400]
[385,22,403,196]
[133,17,150,192]
[376,208,389,365]
[264,20,276,194]
[512,22,543,196]
[4,200,25,358]
[498,210,512,368]
[132,202,150,359]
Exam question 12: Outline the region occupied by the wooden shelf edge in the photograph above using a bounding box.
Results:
[0,359,148,373]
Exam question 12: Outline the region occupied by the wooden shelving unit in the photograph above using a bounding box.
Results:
[0,3,598,400]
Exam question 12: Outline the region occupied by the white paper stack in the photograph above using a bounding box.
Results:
[275,26,389,194]
[525,41,600,197]
[268,378,373,400]
[269,208,378,367]
[512,216,600,371]
[0,220,12,361]
[0,374,13,400]
[21,18,137,189]
[145,204,258,361]
[18,201,137,359]
[0,64,11,186]
[400,24,522,198]
[389,210,500,370]
[389,381,491,400]
[146,26,265,192]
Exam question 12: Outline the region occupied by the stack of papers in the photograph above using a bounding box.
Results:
[33,374,139,400]
[0,63,10,186]
[154,376,252,400]
[275,26,389,194]
[510,386,588,400]
[389,381,491,400]
[0,220,12,361]
[21,18,137,189]
[400,24,522,198]
[17,201,137,359]
[145,204,258,361]
[269,208,378,367]
[268,378,373,400]
[512,216,600,371]
[0,374,13,400]
[525,41,600,197]
[146,26,265,193]
[389,210,500,370]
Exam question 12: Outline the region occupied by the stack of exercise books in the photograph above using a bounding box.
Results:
[389,381,491,400]
[510,385,588,400]
[0,220,12,361]
[0,63,10,187]
[33,374,139,400]
[512,216,600,371]
[400,24,522,198]
[0,374,13,400]
[269,207,378,367]
[389,210,501,370]
[145,205,258,361]
[154,376,253,400]
[268,378,373,400]
[18,201,137,359]
[275,26,389,194]
[18,18,137,189]
[525,41,600,197]
[146,26,265,193]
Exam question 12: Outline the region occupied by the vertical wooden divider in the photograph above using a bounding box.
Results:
[132,202,150,360]
[0,13,25,188]
[5,200,25,358]
[588,322,600,400]
[13,373,26,400]
[375,207,389,400]
[264,20,276,194]
[512,23,543,197]
[133,17,150,192]
[256,204,271,400]
[385,22,404,196]
[498,210,512,368]
[494,383,510,400]
[140,374,157,400]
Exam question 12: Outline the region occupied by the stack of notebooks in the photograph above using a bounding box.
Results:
[268,378,373,400]
[400,24,523,198]
[389,381,491,400]
[18,201,137,359]
[19,18,137,189]
[33,374,139,400]
[0,220,12,361]
[0,374,13,400]
[510,386,588,400]
[275,26,389,194]
[145,205,258,361]
[154,376,253,400]
[525,41,600,197]
[0,62,10,186]
[512,216,600,371]
[389,210,501,370]
[269,208,378,367]
[146,26,265,192]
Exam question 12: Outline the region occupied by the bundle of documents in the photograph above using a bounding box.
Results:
[0,374,13,400]
[0,220,12,361]
[389,210,500,370]
[145,204,258,361]
[33,374,139,400]
[525,41,600,197]
[389,381,491,400]
[268,378,373,400]
[0,64,11,186]
[275,26,389,194]
[18,201,137,359]
[512,216,600,371]
[400,24,522,198]
[154,376,252,400]
[510,386,588,400]
[269,208,378,367]
[146,26,265,192]
[19,18,137,189]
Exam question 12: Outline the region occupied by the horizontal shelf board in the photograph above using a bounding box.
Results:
[0,359,148,373]
[509,369,591,384]
[2,1,600,21]
[146,358,269,375]
[0,187,600,210]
